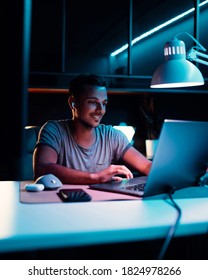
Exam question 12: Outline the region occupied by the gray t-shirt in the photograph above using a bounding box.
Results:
[36,120,131,172]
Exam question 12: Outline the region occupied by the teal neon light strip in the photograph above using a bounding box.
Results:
[110,0,208,57]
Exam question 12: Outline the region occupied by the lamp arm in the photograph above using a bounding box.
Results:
[187,48,208,66]
[174,32,206,52]
[194,50,208,60]
[191,57,208,67]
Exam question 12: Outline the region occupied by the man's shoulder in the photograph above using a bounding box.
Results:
[96,124,123,137]
[43,119,70,128]
[41,119,70,135]
[96,124,115,134]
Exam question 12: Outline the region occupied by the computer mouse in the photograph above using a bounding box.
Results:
[25,183,45,192]
[34,174,63,190]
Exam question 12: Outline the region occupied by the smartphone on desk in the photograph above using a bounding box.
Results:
[58,188,92,202]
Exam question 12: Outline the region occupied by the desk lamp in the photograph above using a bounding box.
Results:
[150,32,208,88]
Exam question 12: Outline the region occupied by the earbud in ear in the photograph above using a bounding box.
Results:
[72,102,75,108]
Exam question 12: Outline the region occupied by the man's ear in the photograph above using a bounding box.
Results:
[68,96,76,109]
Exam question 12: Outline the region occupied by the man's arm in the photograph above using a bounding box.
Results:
[33,145,134,184]
[122,146,152,176]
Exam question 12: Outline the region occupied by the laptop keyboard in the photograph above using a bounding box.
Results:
[119,183,146,192]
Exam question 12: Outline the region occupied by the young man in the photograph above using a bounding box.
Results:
[33,73,152,184]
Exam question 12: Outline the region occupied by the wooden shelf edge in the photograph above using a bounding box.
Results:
[28,88,146,95]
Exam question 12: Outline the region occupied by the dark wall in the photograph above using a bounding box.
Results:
[29,1,208,93]
[2,0,32,180]
[28,92,208,125]
[28,91,208,155]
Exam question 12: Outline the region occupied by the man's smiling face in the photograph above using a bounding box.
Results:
[74,85,108,128]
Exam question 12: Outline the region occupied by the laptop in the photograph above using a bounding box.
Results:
[89,119,208,198]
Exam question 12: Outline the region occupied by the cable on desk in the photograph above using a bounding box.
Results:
[157,190,182,260]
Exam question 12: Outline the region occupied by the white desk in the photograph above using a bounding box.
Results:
[0,181,208,254]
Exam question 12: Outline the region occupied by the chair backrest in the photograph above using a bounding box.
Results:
[21,126,40,180]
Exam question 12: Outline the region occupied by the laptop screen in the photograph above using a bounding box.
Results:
[90,119,208,198]
[143,119,208,196]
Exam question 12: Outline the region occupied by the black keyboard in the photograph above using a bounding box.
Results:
[119,183,146,192]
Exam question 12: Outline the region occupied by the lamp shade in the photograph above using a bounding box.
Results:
[151,38,204,88]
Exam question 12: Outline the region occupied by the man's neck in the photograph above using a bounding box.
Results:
[70,120,96,148]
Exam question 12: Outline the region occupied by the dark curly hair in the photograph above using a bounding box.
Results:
[69,73,107,100]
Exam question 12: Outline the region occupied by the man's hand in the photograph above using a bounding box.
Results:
[95,164,133,183]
